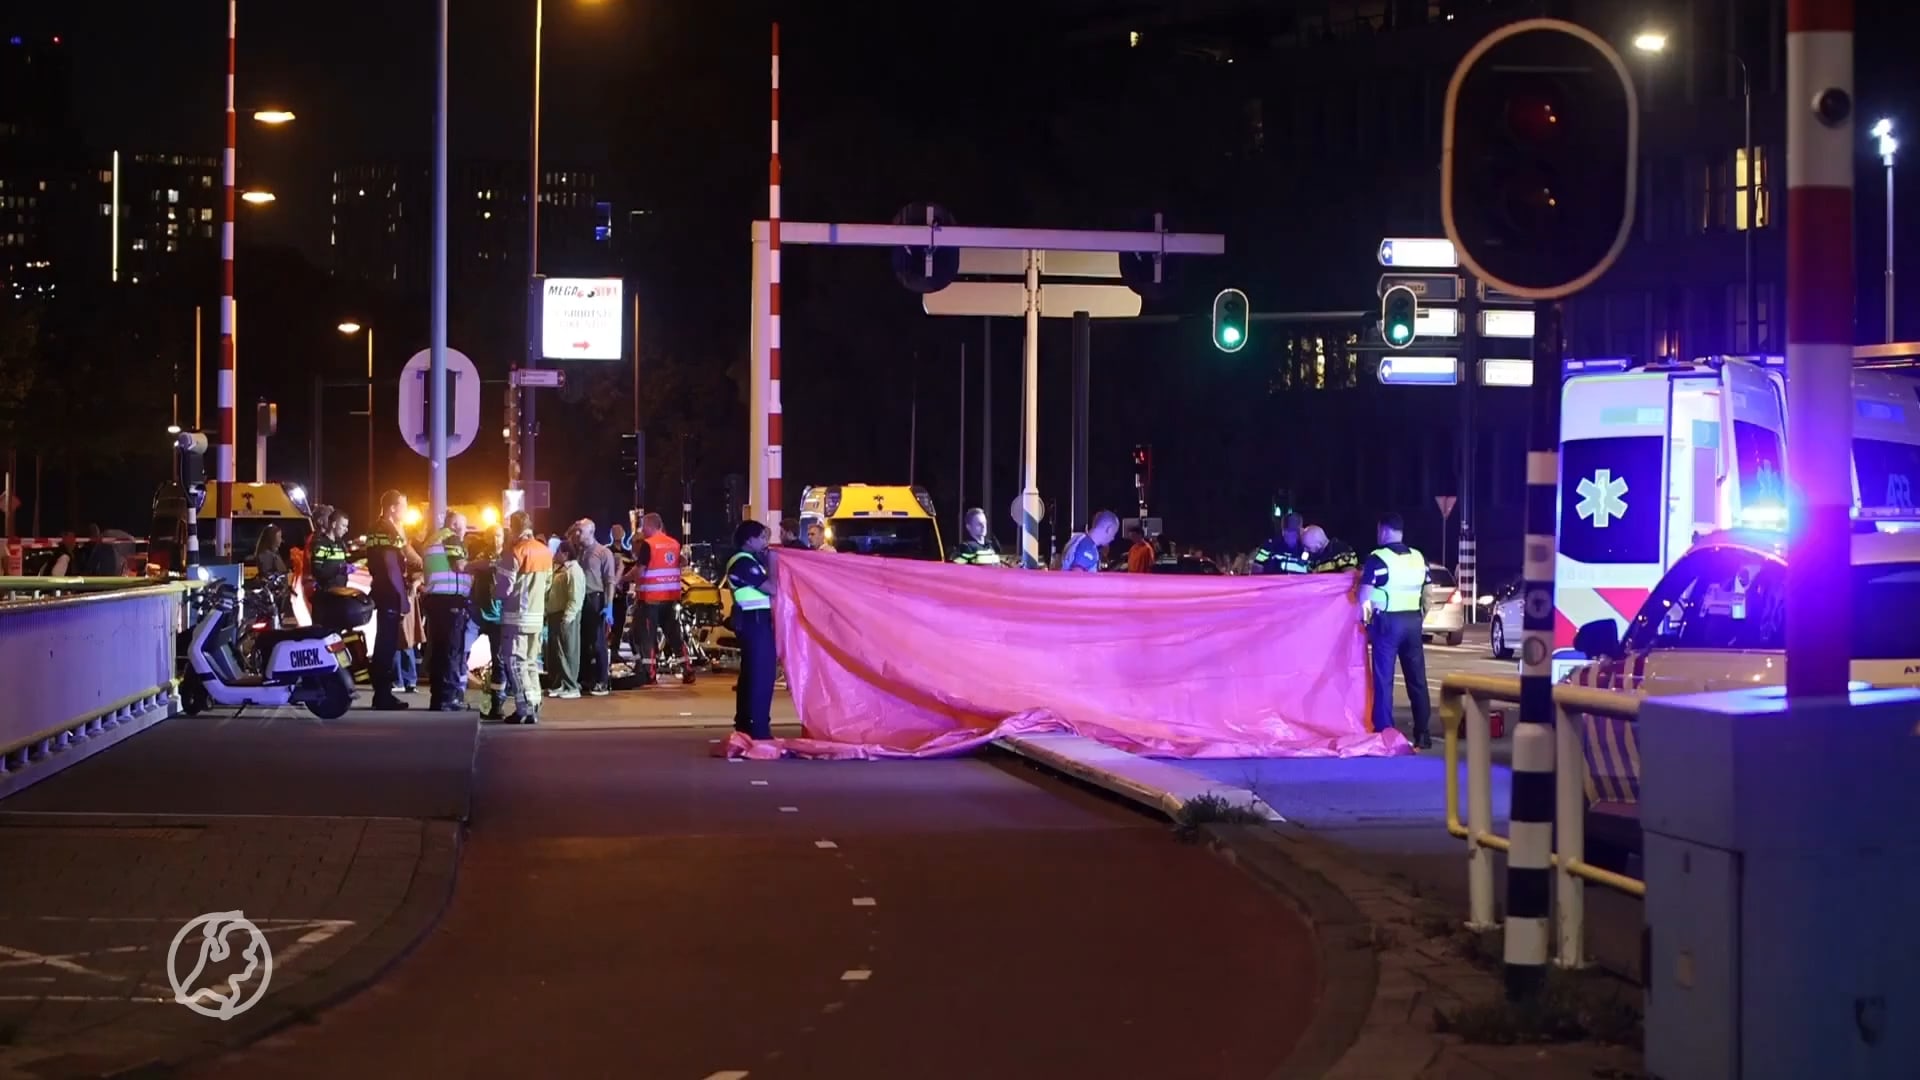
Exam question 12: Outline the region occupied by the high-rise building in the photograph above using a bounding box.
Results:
[1,31,78,299]
[329,161,615,294]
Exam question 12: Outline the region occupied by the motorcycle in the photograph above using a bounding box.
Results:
[179,575,357,719]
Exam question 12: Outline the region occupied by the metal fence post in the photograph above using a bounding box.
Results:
[1465,690,1498,929]
[1554,703,1587,968]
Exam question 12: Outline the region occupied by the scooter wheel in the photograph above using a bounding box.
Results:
[306,670,356,721]
[181,678,210,717]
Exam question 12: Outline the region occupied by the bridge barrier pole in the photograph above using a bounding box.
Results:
[1554,702,1588,969]
[1464,689,1498,929]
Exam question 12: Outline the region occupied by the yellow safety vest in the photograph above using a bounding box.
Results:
[423,530,472,596]
[1368,547,1427,612]
[725,551,771,611]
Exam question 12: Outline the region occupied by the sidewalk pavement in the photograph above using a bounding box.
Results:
[0,710,475,1078]
[998,736,1644,1079]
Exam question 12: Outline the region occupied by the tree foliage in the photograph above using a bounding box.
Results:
[0,297,40,448]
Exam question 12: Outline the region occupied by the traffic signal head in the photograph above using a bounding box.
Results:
[1381,285,1418,349]
[1212,288,1249,353]
[1131,445,1150,469]
[617,432,641,478]
[1442,19,1637,300]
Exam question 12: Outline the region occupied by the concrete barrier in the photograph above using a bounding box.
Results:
[0,579,189,800]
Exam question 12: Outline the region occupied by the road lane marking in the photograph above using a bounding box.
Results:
[750,780,769,786]
[778,806,799,813]
[703,1072,750,1080]
[814,840,837,849]
[851,897,876,907]
[841,969,872,981]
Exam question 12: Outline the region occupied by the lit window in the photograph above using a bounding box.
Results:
[132,238,146,251]
[200,208,212,221]
[99,203,110,216]
[1734,147,1770,230]
[166,240,177,253]
[1129,30,1140,47]
[201,175,212,188]
[167,209,176,222]
[98,170,112,183]
[167,189,179,204]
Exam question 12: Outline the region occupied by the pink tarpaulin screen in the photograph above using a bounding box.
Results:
[725,549,1408,760]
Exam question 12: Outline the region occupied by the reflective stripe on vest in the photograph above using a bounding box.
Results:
[641,535,684,603]
[1369,547,1426,612]
[1254,544,1311,574]
[725,552,770,610]
[954,544,1001,565]
[423,532,472,596]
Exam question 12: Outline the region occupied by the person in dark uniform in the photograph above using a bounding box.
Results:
[309,509,362,630]
[1359,512,1432,748]
[725,520,777,740]
[950,508,1002,565]
[365,490,422,710]
[1302,525,1361,573]
[420,511,474,711]
[1251,512,1312,575]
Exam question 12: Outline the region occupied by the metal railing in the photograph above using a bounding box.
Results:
[1439,672,1645,970]
[0,579,194,800]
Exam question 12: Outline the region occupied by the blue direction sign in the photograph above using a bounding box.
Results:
[1377,356,1459,386]
[1377,237,1459,269]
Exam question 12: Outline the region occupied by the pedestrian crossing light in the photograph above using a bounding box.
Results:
[1381,285,1418,349]
[1212,288,1249,353]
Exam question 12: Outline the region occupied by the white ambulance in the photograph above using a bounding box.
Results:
[1550,350,1920,680]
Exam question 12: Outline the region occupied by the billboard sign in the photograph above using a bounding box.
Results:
[540,277,624,360]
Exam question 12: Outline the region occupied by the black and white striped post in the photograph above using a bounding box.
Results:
[1441,18,1637,1001]
[1507,300,1563,997]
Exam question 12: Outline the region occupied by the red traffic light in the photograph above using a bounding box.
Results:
[1504,94,1563,143]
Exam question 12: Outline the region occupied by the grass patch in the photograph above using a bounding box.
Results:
[1172,793,1269,842]
[1435,967,1642,1046]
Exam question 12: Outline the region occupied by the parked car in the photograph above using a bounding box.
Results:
[1483,578,1523,659]
[1421,565,1466,646]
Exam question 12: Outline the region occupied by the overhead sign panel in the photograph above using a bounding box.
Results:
[540,277,624,361]
[921,282,1141,319]
[1377,356,1459,386]
[1378,273,1462,302]
[1480,358,1534,387]
[1479,309,1537,338]
[1416,306,1461,338]
[1377,237,1459,269]
[1477,281,1532,305]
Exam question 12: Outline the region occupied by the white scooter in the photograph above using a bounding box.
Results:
[180,574,357,719]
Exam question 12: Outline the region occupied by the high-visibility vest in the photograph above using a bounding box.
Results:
[423,529,472,596]
[952,541,1002,566]
[1368,547,1427,612]
[725,551,771,611]
[639,532,684,603]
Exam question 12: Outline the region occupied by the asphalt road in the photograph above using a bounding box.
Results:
[192,728,1322,1080]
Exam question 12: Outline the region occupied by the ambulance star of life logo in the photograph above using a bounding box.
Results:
[1576,469,1629,529]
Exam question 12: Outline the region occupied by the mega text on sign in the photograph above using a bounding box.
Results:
[541,277,625,361]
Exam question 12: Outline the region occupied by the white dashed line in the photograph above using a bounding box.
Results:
[778,806,799,813]
[702,1072,750,1080]
[750,779,769,786]
[814,840,838,849]
[851,897,876,907]
[708,738,721,744]
[841,969,872,981]
[682,712,696,717]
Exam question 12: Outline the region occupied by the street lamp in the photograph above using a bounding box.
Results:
[240,190,276,205]
[251,109,295,124]
[1874,118,1897,342]
[1635,29,1756,353]
[339,321,375,520]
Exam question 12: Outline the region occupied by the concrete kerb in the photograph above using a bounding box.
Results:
[99,819,464,1080]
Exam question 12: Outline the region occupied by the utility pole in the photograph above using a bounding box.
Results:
[428,0,450,529]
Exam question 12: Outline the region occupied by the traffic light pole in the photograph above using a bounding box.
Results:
[1069,311,1091,534]
[1020,251,1042,567]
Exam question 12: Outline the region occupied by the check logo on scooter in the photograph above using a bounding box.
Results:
[289,647,323,669]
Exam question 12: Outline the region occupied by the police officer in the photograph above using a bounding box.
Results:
[950,508,1002,565]
[309,509,360,630]
[365,490,421,710]
[1302,524,1360,573]
[725,520,777,740]
[1359,512,1432,748]
[1251,512,1312,574]
[420,511,474,711]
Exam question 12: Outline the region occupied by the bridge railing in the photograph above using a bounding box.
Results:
[0,578,193,800]
[1439,671,1645,969]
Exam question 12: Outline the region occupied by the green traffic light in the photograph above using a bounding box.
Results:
[1389,323,1410,343]
[1220,325,1242,347]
